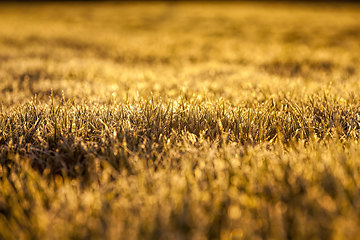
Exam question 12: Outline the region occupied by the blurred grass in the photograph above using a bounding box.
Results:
[1,2,360,240]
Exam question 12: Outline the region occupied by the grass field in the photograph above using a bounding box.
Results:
[1,2,360,239]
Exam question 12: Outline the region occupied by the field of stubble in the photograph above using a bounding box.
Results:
[1,2,360,240]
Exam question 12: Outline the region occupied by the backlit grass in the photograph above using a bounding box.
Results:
[1,2,360,239]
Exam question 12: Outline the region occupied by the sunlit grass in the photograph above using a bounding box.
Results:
[1,2,360,240]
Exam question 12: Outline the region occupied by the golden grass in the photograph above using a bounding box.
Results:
[1,2,360,239]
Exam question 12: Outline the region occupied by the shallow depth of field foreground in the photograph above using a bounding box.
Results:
[1,2,360,239]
